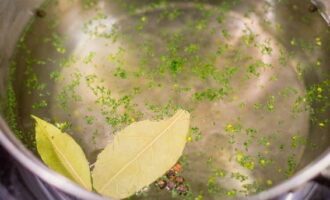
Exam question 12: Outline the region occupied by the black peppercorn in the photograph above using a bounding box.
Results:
[166,169,176,180]
[35,9,46,18]
[155,180,167,189]
[176,184,189,195]
[172,163,183,172]
[175,176,185,184]
[308,4,318,13]
[165,181,176,191]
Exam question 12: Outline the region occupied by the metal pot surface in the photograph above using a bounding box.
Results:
[0,0,329,199]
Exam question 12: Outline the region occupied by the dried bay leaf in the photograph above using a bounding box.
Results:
[92,109,190,199]
[32,115,92,190]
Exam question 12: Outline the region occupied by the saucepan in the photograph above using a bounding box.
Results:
[0,0,329,199]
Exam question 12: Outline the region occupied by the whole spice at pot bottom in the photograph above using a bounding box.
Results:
[176,184,189,195]
[35,9,46,18]
[155,180,167,189]
[166,169,176,180]
[154,162,190,196]
[154,163,189,195]
[308,4,318,13]
[175,176,185,184]
[166,181,176,190]
[172,163,183,172]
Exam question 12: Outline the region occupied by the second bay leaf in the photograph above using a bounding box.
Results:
[92,109,190,199]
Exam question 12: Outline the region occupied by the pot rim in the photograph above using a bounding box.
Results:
[0,116,329,200]
[248,148,330,200]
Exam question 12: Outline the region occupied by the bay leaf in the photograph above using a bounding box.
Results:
[32,115,92,190]
[92,109,190,199]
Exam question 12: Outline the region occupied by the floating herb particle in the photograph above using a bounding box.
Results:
[59,54,77,68]
[50,71,60,81]
[194,88,228,101]
[285,155,297,177]
[226,189,237,196]
[178,155,189,167]
[231,172,248,182]
[32,100,48,109]
[236,152,255,170]
[51,33,66,54]
[318,122,325,127]
[225,123,241,133]
[254,103,262,110]
[207,176,219,194]
[266,95,276,111]
[257,154,272,167]
[83,52,96,64]
[184,44,199,54]
[206,157,214,166]
[168,59,184,75]
[239,102,246,108]
[83,0,99,9]
[291,136,307,148]
[189,127,203,142]
[84,115,95,125]
[266,179,273,186]
[212,168,226,178]
[315,37,322,46]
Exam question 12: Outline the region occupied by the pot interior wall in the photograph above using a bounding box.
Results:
[0,0,329,199]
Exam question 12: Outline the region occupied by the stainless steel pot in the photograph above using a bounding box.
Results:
[0,0,329,199]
